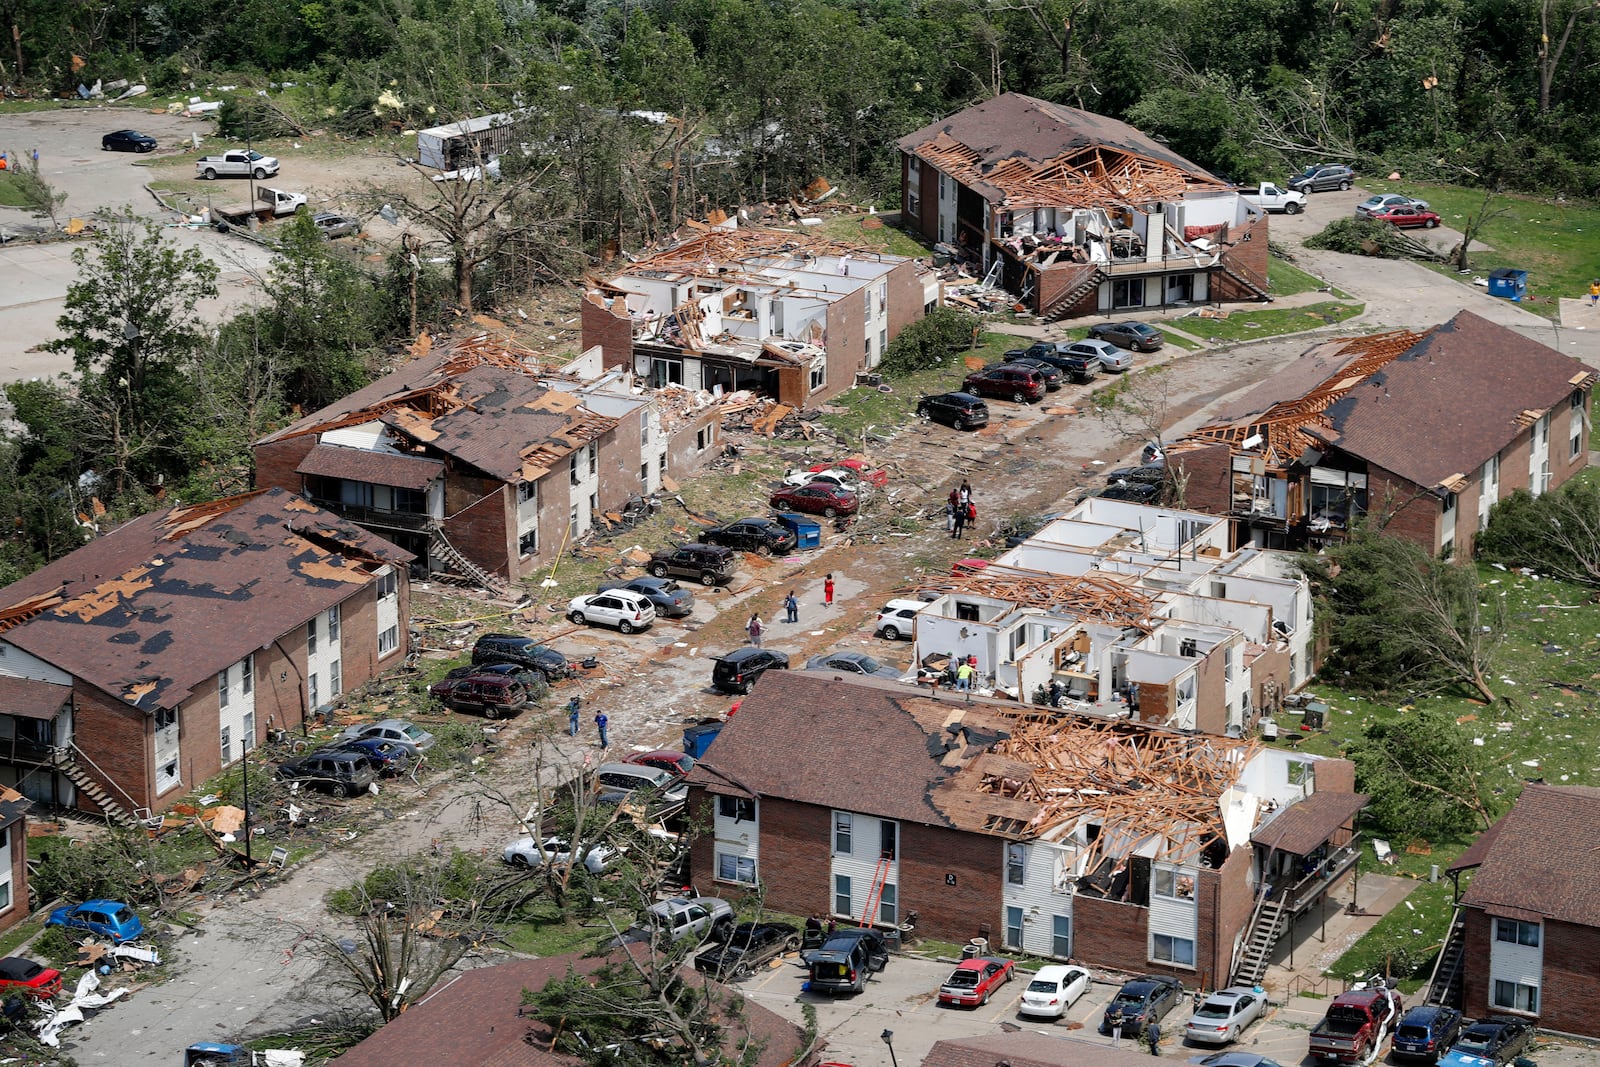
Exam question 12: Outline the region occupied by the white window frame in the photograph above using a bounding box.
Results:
[378,625,399,655]
[1151,932,1196,967]
[1491,979,1539,1014]
[833,811,853,854]
[717,853,757,884]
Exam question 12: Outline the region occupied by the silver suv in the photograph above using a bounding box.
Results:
[1287,163,1354,192]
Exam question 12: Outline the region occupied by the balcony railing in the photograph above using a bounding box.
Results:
[306,498,437,532]
[1277,839,1361,914]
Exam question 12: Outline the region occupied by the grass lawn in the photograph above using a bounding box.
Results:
[812,331,1015,441]
[814,214,931,258]
[0,170,34,207]
[1268,256,1339,298]
[1358,178,1600,316]
[1182,301,1364,343]
[1155,327,1204,350]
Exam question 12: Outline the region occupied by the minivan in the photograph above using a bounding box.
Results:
[594,762,690,805]
[804,928,889,994]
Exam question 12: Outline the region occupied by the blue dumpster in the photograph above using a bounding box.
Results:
[682,721,724,759]
[775,511,822,549]
[1487,268,1527,301]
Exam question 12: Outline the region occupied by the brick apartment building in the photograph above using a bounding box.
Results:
[1170,310,1595,555]
[686,671,1363,988]
[0,786,28,933]
[1448,784,1600,1037]
[896,92,1271,320]
[0,490,411,821]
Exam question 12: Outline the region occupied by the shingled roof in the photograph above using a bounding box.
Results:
[1460,783,1600,927]
[0,489,409,712]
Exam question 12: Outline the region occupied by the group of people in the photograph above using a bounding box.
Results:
[747,573,835,647]
[946,481,977,539]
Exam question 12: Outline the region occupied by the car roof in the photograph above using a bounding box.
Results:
[595,762,671,780]
[721,645,773,663]
[1031,964,1081,980]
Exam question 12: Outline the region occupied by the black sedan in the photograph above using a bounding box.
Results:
[694,922,801,979]
[597,575,695,617]
[1088,321,1166,352]
[102,129,157,153]
[1448,1016,1535,1065]
[1104,463,1167,486]
[916,391,989,430]
[700,517,798,556]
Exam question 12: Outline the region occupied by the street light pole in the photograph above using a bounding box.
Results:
[881,1030,897,1067]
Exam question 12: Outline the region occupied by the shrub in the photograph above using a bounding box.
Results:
[879,309,980,378]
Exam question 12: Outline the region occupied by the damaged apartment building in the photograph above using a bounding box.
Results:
[254,334,720,588]
[898,92,1270,320]
[1166,310,1595,556]
[686,669,1365,988]
[911,496,1314,738]
[582,226,939,407]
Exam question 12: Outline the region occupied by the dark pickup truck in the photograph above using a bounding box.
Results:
[1309,987,1404,1064]
[1003,342,1100,384]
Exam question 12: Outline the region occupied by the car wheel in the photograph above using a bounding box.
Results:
[1011,390,1027,403]
[483,705,501,720]
[882,624,900,641]
[822,506,837,518]
[713,917,733,940]
[1425,218,1438,228]
[253,167,267,179]
[203,167,217,179]
[699,570,718,587]
[916,404,930,419]
[140,144,153,153]
[508,853,531,868]
[569,610,587,625]
[783,934,802,951]
[1285,202,1303,214]
[952,415,966,429]
[649,563,668,578]
[1339,180,1351,190]
[102,143,110,151]
[335,782,352,798]
[981,988,991,1005]
[619,620,636,634]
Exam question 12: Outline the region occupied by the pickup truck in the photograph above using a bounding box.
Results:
[1309,987,1404,1064]
[209,187,307,229]
[195,149,280,180]
[1239,181,1307,214]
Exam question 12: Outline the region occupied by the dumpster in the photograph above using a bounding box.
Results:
[682,720,724,759]
[775,512,822,550]
[1487,268,1527,301]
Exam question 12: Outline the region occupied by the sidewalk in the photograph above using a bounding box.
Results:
[1257,871,1420,998]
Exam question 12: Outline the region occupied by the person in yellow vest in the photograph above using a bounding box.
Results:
[1589,279,1600,307]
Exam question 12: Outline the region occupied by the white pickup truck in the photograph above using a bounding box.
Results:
[195,149,280,180]
[1239,181,1307,215]
[208,187,307,229]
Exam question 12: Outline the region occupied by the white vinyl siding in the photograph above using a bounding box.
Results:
[1529,413,1550,495]
[1149,864,1199,969]
[1488,918,1541,1014]
[217,654,256,765]
[0,825,13,915]
[829,809,897,925]
[712,795,758,887]
[1003,838,1078,959]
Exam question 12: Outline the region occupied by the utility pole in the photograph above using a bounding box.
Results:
[240,738,254,865]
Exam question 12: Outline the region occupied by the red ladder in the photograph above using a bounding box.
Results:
[857,854,892,927]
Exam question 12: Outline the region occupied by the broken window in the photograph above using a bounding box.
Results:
[718,795,755,822]
[328,606,340,643]
[307,619,318,656]
[519,530,538,557]
[650,358,683,388]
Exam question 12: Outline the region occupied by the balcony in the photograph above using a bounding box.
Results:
[306,498,436,533]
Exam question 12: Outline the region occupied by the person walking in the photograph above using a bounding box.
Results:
[1590,279,1600,307]
[951,502,967,539]
[784,590,799,623]
[1111,1020,1123,1049]
[958,480,972,506]
[823,573,834,606]
[956,658,975,700]
[567,695,582,737]
[747,612,764,647]
[1144,1019,1161,1057]
[945,501,956,534]
[594,710,609,750]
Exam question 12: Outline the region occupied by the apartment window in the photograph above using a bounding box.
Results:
[809,361,826,392]
[519,530,539,557]
[242,654,253,696]
[906,157,921,218]
[1224,646,1235,682]
[587,442,597,476]
[878,327,887,354]
[640,412,650,444]
[309,673,320,709]
[241,711,254,753]
[329,660,342,699]
[1152,933,1196,967]
[590,492,598,518]
[718,795,755,822]
[1573,432,1584,459]
[878,882,898,925]
[650,358,684,388]
[1492,980,1539,1014]
[570,503,579,529]
[307,619,318,656]
[1051,914,1072,958]
[877,282,888,314]
[518,480,536,505]
[1004,905,1024,950]
[378,625,399,655]
[640,462,649,483]
[220,724,231,763]
[834,874,852,917]
[392,487,426,513]
[1495,919,1541,947]
[327,606,340,642]
[1113,278,1145,308]
[880,821,896,860]
[218,666,231,709]
[377,569,398,599]
[1287,759,1312,786]
[696,425,714,452]
[834,812,853,854]
[1007,843,1026,885]
[1153,867,1195,900]
[155,707,177,731]
[570,455,580,486]
[718,853,757,884]
[1574,391,1586,410]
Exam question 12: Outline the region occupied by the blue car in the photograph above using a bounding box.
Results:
[46,900,144,943]
[1393,1005,1463,1062]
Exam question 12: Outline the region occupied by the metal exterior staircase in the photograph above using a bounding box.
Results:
[1233,895,1289,985]
[51,749,136,826]
[1041,267,1106,322]
[1424,908,1467,1007]
[427,526,507,595]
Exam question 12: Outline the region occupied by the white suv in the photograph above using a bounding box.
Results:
[875,599,925,641]
[568,589,656,633]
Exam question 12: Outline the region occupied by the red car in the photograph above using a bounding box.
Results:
[963,364,1046,403]
[1369,204,1441,229]
[624,750,696,778]
[769,482,859,517]
[0,957,63,999]
[938,956,1014,1007]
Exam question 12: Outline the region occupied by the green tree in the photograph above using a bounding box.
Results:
[1347,705,1497,841]
[4,147,67,228]
[879,308,978,378]
[1477,479,1600,590]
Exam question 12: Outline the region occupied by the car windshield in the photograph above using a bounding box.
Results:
[1195,1001,1234,1018]
[1112,992,1146,1008]
[1026,978,1060,993]
[854,656,883,672]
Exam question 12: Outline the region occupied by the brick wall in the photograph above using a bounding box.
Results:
[667,409,721,480]
[0,813,27,933]
[1212,215,1271,301]
[1036,262,1100,318]
[821,291,867,404]
[1366,464,1443,553]
[70,683,152,815]
[1461,908,1492,1018]
[1171,444,1233,517]
[885,260,927,336]
[1197,845,1255,989]
[1136,679,1171,725]
[1551,390,1591,492]
[253,436,317,493]
[1249,643,1290,718]
[1193,646,1227,736]
[257,630,311,737]
[442,482,513,580]
[581,292,635,370]
[598,417,645,513]
[1537,917,1600,1037]
[1072,894,1150,974]
[902,153,939,243]
[1312,758,1356,795]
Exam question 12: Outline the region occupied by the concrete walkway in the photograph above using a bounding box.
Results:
[1256,871,1421,998]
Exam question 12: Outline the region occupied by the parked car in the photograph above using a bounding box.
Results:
[1018,964,1091,1018]
[427,671,533,718]
[1190,1056,1288,1067]
[1067,336,1134,372]
[769,483,859,518]
[648,543,739,586]
[1309,987,1404,1064]
[45,901,145,944]
[624,749,696,778]
[610,896,734,947]
[699,518,798,556]
[276,749,379,796]
[1391,1005,1464,1062]
[595,761,689,804]
[471,633,573,683]
[916,391,990,430]
[782,467,860,493]
[805,651,901,679]
[1105,463,1168,486]
[937,957,1014,1008]
[0,957,63,999]
[1005,342,1100,383]
[875,599,925,640]
[1368,204,1442,229]
[1356,193,1430,216]
[598,575,694,618]
[1287,163,1355,192]
[694,921,801,979]
[502,835,620,873]
[327,737,410,774]
[711,647,790,694]
[804,927,889,995]
[568,589,657,633]
[963,364,1046,403]
[312,211,362,238]
[1185,986,1267,1045]
[444,661,550,698]
[339,718,435,757]
[1088,320,1166,353]
[1101,481,1162,503]
[1447,1016,1535,1066]
[1007,358,1066,390]
[1101,974,1184,1034]
[102,129,157,152]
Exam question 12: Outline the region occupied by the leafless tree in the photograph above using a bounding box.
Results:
[1094,365,1175,455]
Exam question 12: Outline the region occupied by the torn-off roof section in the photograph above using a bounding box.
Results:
[0,489,411,713]
[896,92,1226,210]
